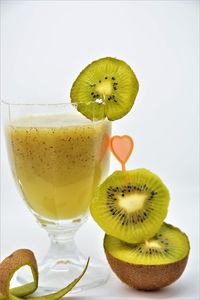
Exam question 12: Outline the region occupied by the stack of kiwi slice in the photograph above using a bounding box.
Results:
[71,57,190,291]
[90,169,190,290]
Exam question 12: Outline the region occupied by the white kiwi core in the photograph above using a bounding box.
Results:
[145,240,162,249]
[96,81,112,96]
[118,192,146,213]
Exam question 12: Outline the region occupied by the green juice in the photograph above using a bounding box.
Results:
[8,114,111,220]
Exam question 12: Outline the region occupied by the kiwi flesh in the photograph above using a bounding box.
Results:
[104,223,190,290]
[90,169,170,243]
[70,57,139,121]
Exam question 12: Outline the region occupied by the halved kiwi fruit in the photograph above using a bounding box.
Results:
[104,223,190,290]
[70,57,139,121]
[90,169,170,243]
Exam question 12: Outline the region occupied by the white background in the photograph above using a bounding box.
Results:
[0,1,199,299]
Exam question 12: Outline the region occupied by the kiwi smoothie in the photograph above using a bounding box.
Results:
[8,114,111,220]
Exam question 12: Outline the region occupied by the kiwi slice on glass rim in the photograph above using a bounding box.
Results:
[104,223,190,290]
[70,57,139,121]
[90,169,170,244]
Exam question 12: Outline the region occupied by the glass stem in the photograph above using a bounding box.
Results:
[39,219,87,266]
[48,232,79,261]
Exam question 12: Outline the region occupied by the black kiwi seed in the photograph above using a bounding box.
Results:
[112,77,115,80]
[91,92,94,95]
[105,77,108,79]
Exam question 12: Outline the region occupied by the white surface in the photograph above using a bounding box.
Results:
[0,1,199,299]
[1,184,199,300]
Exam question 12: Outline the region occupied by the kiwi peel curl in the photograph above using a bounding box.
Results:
[0,249,89,300]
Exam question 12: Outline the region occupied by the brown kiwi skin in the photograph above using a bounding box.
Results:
[105,250,188,291]
[0,249,38,298]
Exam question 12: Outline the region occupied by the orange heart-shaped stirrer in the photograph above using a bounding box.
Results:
[99,133,110,161]
[110,135,134,171]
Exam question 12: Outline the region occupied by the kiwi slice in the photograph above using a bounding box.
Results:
[104,223,190,290]
[90,169,170,243]
[70,57,139,121]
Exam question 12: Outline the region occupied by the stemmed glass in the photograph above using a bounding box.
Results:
[2,101,111,293]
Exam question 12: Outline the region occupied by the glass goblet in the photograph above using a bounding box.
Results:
[3,101,111,293]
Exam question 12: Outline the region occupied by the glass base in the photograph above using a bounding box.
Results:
[16,215,109,295]
[17,256,109,295]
